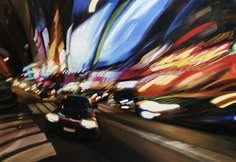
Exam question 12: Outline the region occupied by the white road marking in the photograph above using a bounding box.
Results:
[0,133,48,157]
[35,103,50,114]
[43,103,57,112]
[28,104,41,114]
[0,119,33,130]
[0,113,56,162]
[2,142,56,162]
[104,118,235,162]
[0,126,41,144]
[28,103,57,114]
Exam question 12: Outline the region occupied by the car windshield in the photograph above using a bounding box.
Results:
[60,95,92,119]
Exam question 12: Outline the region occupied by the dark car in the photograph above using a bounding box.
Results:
[113,89,136,110]
[45,94,101,140]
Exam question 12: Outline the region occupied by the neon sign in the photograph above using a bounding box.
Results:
[150,41,232,72]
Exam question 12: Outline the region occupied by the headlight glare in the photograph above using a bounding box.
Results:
[46,113,59,123]
[81,119,98,129]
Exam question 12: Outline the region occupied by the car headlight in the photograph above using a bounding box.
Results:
[137,100,180,112]
[140,111,161,119]
[46,113,59,123]
[81,119,98,129]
